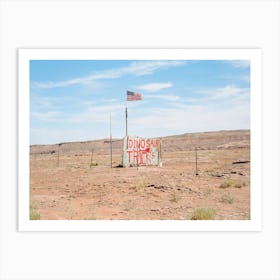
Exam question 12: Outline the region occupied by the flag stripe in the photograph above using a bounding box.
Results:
[126,90,142,101]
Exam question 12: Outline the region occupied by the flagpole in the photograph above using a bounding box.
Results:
[125,90,142,137]
[125,106,128,137]
[125,91,128,137]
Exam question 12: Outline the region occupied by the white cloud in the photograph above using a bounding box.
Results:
[242,74,250,83]
[31,111,62,122]
[31,83,250,143]
[155,85,250,108]
[32,99,250,143]
[30,94,78,109]
[32,61,185,89]
[198,85,249,98]
[228,60,250,68]
[68,104,124,123]
[120,61,185,76]
[136,82,173,92]
[31,104,124,124]
[126,84,250,137]
[129,101,249,138]
[30,127,108,145]
[144,93,180,101]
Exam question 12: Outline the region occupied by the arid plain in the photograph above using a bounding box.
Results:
[30,130,250,220]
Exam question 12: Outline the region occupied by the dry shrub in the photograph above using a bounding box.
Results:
[220,179,234,189]
[190,208,216,220]
[220,192,234,204]
[131,179,146,192]
[206,187,214,195]
[169,191,182,203]
[234,180,247,188]
[30,201,40,220]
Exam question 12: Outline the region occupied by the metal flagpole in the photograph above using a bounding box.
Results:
[125,106,128,137]
[125,90,128,137]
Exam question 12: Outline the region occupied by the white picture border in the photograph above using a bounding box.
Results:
[18,48,262,232]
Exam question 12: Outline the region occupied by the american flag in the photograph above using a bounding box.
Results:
[126,90,142,101]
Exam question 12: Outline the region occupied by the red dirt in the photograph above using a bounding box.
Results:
[30,130,250,220]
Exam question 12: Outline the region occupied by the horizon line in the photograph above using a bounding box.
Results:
[30,128,250,147]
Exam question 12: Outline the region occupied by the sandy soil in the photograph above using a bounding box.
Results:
[30,130,250,220]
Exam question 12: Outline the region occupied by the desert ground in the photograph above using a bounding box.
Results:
[29,130,250,220]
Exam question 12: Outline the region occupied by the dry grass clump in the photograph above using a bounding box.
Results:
[131,177,147,192]
[87,206,96,220]
[190,207,216,220]
[169,191,182,203]
[220,192,234,204]
[220,179,234,189]
[234,180,247,188]
[30,201,40,220]
[220,179,247,189]
[206,187,214,195]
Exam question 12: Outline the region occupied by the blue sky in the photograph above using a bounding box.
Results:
[30,60,250,145]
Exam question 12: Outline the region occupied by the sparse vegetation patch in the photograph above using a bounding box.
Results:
[206,187,214,195]
[190,207,216,220]
[169,191,182,203]
[131,177,147,192]
[220,179,234,189]
[29,130,250,220]
[30,201,41,220]
[220,192,234,204]
[234,180,247,188]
